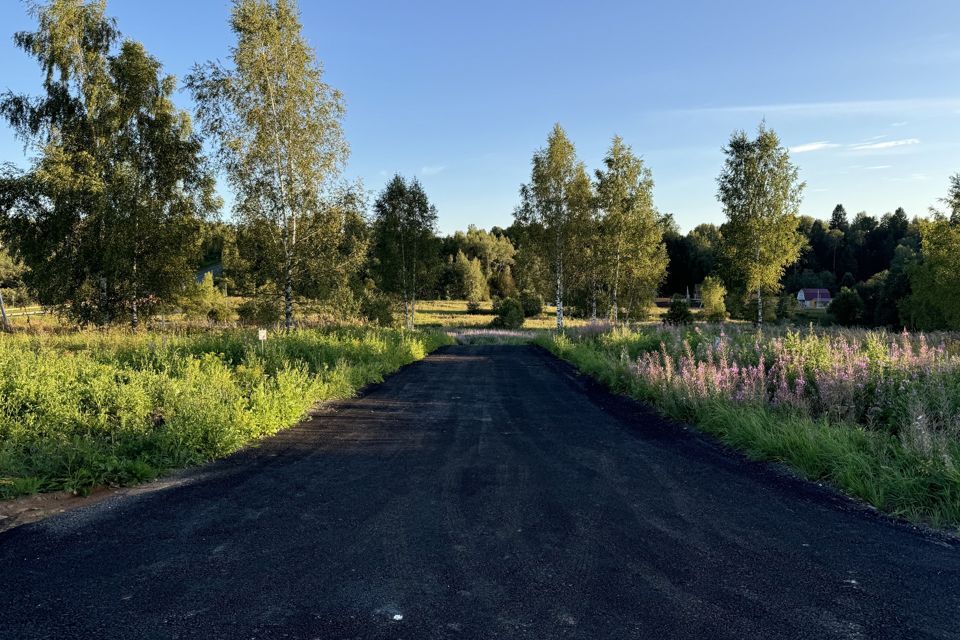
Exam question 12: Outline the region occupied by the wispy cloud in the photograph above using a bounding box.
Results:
[865,165,892,170]
[890,121,908,127]
[890,173,930,182]
[850,138,919,151]
[789,141,839,153]
[421,165,446,176]
[681,98,960,116]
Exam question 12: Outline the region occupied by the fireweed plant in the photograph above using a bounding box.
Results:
[541,325,960,529]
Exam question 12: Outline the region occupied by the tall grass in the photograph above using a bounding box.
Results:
[540,325,960,529]
[0,327,451,498]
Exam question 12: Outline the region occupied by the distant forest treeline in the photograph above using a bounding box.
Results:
[1,1,958,332]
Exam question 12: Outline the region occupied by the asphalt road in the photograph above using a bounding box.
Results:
[1,345,958,639]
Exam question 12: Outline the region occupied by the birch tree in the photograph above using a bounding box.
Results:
[0,0,215,327]
[717,123,804,325]
[187,0,348,330]
[595,136,666,323]
[369,175,439,330]
[515,124,583,330]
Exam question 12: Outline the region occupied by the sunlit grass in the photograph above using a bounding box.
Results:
[415,299,589,329]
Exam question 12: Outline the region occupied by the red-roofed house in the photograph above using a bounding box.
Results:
[796,288,832,309]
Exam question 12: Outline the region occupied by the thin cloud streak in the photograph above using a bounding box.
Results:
[421,165,446,176]
[850,138,919,151]
[679,98,960,116]
[789,141,839,153]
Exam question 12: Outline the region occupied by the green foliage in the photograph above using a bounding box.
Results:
[187,0,350,330]
[490,297,524,329]
[664,295,693,325]
[236,296,282,327]
[776,293,800,321]
[514,124,588,330]
[0,326,452,498]
[368,175,439,330]
[700,276,726,322]
[360,291,395,327]
[829,287,864,326]
[453,250,489,302]
[908,181,960,330]
[595,135,667,321]
[519,290,544,318]
[180,273,234,323]
[717,123,805,324]
[0,1,217,327]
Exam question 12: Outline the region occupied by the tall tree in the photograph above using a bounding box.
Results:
[514,124,584,330]
[717,123,804,324]
[829,204,848,232]
[908,173,960,329]
[0,0,216,326]
[595,136,666,323]
[369,175,439,330]
[187,0,348,331]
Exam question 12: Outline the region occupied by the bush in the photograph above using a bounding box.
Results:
[664,295,693,325]
[490,297,524,329]
[180,273,234,323]
[777,294,800,321]
[519,291,543,318]
[236,297,282,327]
[830,287,864,326]
[700,276,726,322]
[360,294,395,326]
[466,299,483,314]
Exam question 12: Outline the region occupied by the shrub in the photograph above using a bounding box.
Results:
[360,293,395,326]
[519,291,544,318]
[466,299,483,314]
[490,297,524,329]
[180,273,233,323]
[830,287,864,326]
[777,294,800,321]
[700,276,726,322]
[236,297,282,327]
[664,295,693,325]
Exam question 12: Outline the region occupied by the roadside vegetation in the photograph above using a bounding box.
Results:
[540,325,960,529]
[0,327,451,498]
[1,0,959,533]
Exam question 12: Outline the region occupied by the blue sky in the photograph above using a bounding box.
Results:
[1,1,959,234]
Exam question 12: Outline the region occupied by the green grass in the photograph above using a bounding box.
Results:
[0,326,452,499]
[538,329,960,530]
[414,299,591,330]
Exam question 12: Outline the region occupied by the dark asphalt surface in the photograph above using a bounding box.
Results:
[1,345,959,639]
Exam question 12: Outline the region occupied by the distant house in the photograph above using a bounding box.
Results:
[796,288,832,309]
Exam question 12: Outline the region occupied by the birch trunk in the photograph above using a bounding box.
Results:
[0,288,10,332]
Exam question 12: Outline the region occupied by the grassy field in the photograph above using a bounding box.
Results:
[539,324,960,529]
[0,326,451,498]
[414,299,616,329]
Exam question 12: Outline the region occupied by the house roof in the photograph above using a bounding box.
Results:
[799,288,832,300]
